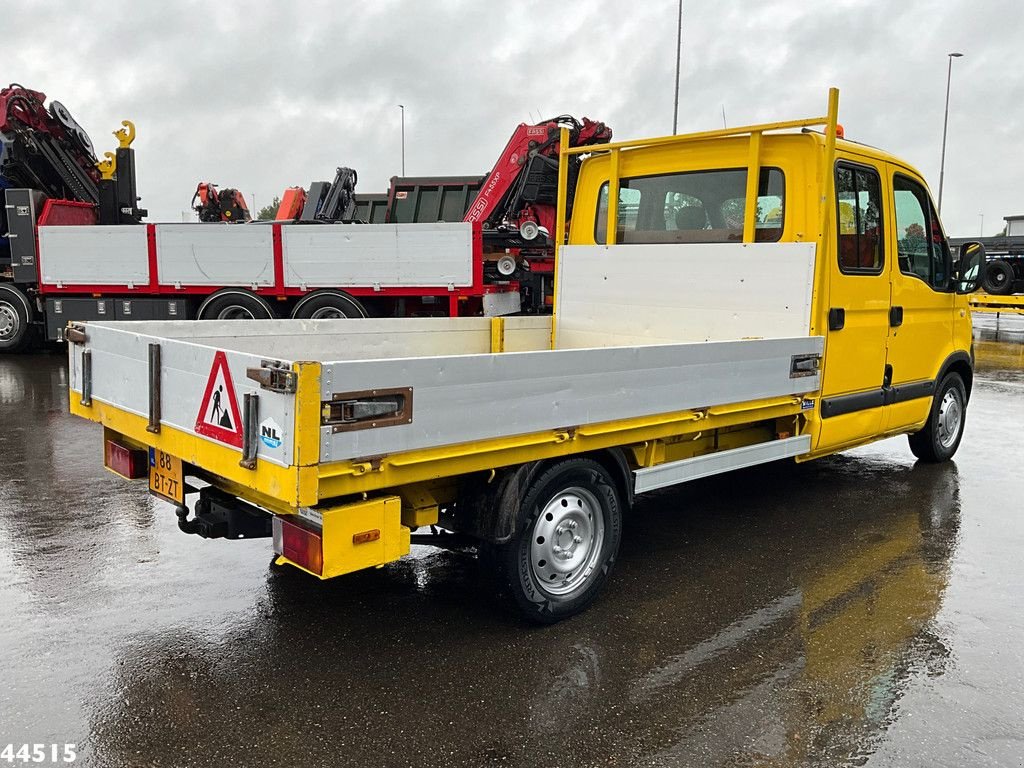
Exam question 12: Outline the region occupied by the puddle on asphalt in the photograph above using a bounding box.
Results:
[0,314,1022,767]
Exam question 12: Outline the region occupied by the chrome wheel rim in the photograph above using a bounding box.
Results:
[530,487,605,596]
[937,387,963,449]
[216,305,256,320]
[0,301,19,340]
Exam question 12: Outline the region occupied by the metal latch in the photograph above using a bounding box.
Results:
[246,360,297,393]
[322,387,413,433]
[65,324,87,344]
[790,354,821,378]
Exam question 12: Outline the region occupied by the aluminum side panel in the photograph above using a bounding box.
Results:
[39,226,149,286]
[282,222,473,288]
[319,336,824,462]
[63,316,551,361]
[555,242,817,349]
[156,224,274,287]
[634,435,813,494]
[69,325,296,467]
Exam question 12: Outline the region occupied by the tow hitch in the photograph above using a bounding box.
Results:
[176,487,272,540]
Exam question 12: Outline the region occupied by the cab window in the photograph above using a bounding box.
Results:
[893,174,951,291]
[835,163,884,274]
[595,168,784,245]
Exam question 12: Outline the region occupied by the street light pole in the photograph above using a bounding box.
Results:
[937,52,963,215]
[672,0,682,134]
[397,104,406,176]
[979,213,984,236]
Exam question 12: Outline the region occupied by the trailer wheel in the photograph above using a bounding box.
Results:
[981,259,1015,295]
[0,284,34,352]
[197,289,275,320]
[908,372,967,463]
[291,290,368,319]
[489,458,623,624]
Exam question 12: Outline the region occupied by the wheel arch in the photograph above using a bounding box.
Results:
[291,289,368,319]
[0,282,34,318]
[579,447,635,512]
[0,282,36,351]
[457,448,634,545]
[937,350,973,403]
[196,287,274,320]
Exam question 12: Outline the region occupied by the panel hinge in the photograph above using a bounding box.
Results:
[246,360,297,393]
[65,324,87,344]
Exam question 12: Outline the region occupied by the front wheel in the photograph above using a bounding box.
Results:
[908,373,967,463]
[487,459,623,624]
[0,284,35,352]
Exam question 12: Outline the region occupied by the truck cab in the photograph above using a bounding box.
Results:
[567,124,976,461]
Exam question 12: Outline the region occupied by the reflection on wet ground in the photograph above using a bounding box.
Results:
[1,315,1023,767]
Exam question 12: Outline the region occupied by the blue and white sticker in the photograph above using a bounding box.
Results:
[801,398,815,411]
[259,417,283,449]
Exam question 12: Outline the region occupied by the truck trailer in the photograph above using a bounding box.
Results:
[2,86,608,351]
[68,90,985,622]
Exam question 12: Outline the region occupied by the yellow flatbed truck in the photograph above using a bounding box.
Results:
[68,89,985,622]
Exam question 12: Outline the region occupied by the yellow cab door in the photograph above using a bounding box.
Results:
[882,167,955,433]
[815,159,891,452]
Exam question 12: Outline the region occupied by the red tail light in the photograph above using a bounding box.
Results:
[273,516,323,576]
[104,439,148,479]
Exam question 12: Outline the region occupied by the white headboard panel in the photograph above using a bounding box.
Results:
[553,242,817,349]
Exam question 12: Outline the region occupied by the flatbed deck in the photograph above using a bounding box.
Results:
[69,241,822,514]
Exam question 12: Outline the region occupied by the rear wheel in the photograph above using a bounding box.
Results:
[981,259,1015,295]
[487,458,623,623]
[197,289,275,320]
[291,290,367,319]
[908,373,967,463]
[0,284,34,352]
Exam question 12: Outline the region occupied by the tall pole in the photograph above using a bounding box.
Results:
[672,0,682,134]
[979,213,984,236]
[938,52,963,215]
[398,104,406,176]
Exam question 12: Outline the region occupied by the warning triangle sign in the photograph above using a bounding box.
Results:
[195,350,243,448]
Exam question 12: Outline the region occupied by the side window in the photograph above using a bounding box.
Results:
[594,168,784,245]
[835,163,884,274]
[595,187,641,240]
[893,175,951,291]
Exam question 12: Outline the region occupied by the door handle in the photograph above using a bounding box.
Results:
[828,307,845,331]
[889,306,904,327]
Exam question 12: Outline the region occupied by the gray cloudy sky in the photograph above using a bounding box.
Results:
[6,0,1021,236]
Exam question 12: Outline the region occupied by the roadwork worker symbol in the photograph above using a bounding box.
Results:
[195,351,243,448]
[210,385,231,429]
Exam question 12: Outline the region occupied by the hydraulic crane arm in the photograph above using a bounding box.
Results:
[464,115,611,245]
[0,84,100,203]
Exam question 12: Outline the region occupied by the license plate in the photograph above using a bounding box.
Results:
[149,448,184,505]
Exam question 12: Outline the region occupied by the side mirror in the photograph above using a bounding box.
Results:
[955,241,986,294]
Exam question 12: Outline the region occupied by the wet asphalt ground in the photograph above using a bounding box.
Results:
[1,314,1023,768]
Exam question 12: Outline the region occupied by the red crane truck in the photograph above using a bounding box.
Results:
[0,85,610,352]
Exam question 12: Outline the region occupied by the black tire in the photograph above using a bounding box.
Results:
[0,284,34,352]
[908,373,967,463]
[487,459,623,624]
[197,289,275,320]
[291,290,367,319]
[981,259,1015,295]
